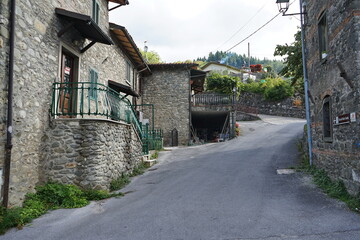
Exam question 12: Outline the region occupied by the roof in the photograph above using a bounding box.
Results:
[200,62,243,73]
[108,80,139,97]
[108,0,129,5]
[55,8,113,45]
[149,63,198,71]
[109,23,150,74]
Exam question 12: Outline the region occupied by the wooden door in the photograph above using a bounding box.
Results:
[59,52,76,116]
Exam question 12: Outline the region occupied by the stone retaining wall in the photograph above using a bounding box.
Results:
[42,119,142,190]
[237,92,305,119]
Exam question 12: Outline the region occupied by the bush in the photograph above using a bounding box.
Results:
[35,183,88,209]
[263,81,294,101]
[239,77,294,101]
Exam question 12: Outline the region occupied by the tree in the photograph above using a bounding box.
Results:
[206,72,239,95]
[274,30,303,84]
[140,49,161,64]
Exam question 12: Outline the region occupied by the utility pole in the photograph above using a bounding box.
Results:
[248,42,251,68]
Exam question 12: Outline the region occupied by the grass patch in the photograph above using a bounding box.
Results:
[297,148,360,213]
[0,182,120,234]
[130,162,150,177]
[110,174,130,192]
[150,151,159,160]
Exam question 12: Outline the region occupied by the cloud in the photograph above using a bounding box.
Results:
[110,0,300,62]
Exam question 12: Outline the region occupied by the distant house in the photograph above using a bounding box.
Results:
[305,1,360,195]
[201,62,243,75]
[0,0,153,206]
[201,62,260,82]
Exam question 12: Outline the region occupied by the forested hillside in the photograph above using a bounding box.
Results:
[197,51,284,73]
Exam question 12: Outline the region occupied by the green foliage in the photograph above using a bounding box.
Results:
[110,174,131,192]
[274,30,303,85]
[263,81,294,101]
[206,72,239,94]
[130,162,149,177]
[150,151,159,160]
[0,182,118,234]
[140,49,161,64]
[238,77,294,101]
[35,183,88,209]
[82,189,116,201]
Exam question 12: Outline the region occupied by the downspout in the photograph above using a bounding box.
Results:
[300,0,313,166]
[3,0,16,208]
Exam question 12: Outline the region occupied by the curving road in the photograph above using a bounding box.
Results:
[2,115,360,240]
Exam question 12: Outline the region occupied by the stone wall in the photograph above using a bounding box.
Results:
[142,66,192,146]
[42,119,142,190]
[237,92,306,119]
[305,0,360,195]
[0,0,143,206]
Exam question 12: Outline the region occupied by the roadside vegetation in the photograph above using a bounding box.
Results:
[0,182,121,234]
[206,72,294,101]
[297,138,360,213]
[0,161,154,234]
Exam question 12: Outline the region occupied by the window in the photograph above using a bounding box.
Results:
[89,68,98,100]
[92,0,100,24]
[318,11,328,60]
[323,96,332,141]
[126,61,132,85]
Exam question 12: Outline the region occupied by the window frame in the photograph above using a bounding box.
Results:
[322,96,333,142]
[92,0,100,25]
[126,61,132,85]
[318,11,328,61]
[89,68,98,101]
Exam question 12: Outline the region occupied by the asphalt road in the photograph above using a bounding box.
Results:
[3,116,360,240]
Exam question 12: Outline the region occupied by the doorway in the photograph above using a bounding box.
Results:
[58,50,78,116]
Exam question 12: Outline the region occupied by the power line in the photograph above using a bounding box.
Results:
[225,12,281,53]
[224,0,297,53]
[216,2,269,50]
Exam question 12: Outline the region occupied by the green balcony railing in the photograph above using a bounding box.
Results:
[50,82,142,138]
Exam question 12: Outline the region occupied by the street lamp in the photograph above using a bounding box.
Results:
[276,0,313,166]
[276,0,290,14]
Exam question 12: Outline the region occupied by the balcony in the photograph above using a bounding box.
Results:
[50,81,142,137]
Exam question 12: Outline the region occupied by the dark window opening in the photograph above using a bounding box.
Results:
[318,11,328,60]
[323,96,332,141]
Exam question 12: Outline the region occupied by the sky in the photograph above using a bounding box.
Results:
[109,0,301,63]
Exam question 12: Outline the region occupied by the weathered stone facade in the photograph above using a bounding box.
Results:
[237,92,306,119]
[1,0,146,206]
[142,64,194,146]
[43,119,142,190]
[305,0,360,195]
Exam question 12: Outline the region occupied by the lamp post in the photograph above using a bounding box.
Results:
[276,0,313,166]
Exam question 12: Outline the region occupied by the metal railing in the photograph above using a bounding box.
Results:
[50,82,142,137]
[192,92,235,106]
[142,125,163,155]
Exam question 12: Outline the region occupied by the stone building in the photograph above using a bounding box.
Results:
[305,0,360,194]
[0,0,151,206]
[141,63,199,146]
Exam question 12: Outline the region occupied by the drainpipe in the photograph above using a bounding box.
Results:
[300,0,313,166]
[3,0,16,208]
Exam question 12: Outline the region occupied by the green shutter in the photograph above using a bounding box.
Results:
[92,0,99,24]
[89,68,98,100]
